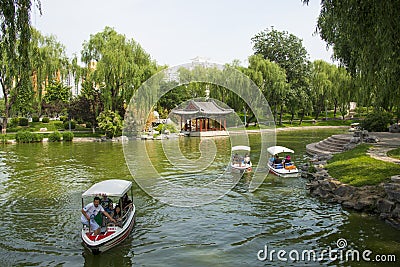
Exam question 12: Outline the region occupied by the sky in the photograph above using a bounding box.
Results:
[34,0,333,67]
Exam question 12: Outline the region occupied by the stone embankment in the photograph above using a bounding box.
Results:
[302,154,400,229]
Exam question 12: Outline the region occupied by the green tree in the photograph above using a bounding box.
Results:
[245,54,288,125]
[252,27,310,90]
[307,0,400,115]
[81,26,157,115]
[0,0,40,133]
[97,110,123,139]
[30,28,70,114]
[309,60,334,120]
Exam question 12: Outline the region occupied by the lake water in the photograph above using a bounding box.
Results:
[0,128,399,266]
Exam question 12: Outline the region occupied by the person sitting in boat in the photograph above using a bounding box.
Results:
[284,155,291,166]
[269,155,275,165]
[81,196,116,235]
[273,155,282,165]
[101,194,113,214]
[244,154,251,165]
[112,205,123,226]
[122,193,132,210]
[232,153,239,164]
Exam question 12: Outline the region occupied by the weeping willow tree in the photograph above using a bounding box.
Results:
[0,0,40,133]
[304,0,400,119]
[81,26,158,116]
[30,28,70,115]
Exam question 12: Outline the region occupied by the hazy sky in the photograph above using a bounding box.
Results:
[34,0,333,66]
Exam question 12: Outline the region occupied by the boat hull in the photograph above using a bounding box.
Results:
[231,162,252,172]
[82,206,135,254]
[269,166,299,178]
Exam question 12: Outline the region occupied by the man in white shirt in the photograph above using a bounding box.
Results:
[81,196,116,235]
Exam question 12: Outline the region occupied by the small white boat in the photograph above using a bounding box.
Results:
[267,146,299,178]
[231,145,252,172]
[81,179,136,254]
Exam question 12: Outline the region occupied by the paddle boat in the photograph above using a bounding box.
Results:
[81,179,135,254]
[267,146,299,178]
[231,145,252,172]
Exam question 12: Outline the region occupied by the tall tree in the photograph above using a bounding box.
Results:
[81,26,157,116]
[252,27,310,90]
[0,0,40,133]
[245,54,288,125]
[30,28,70,114]
[307,0,400,113]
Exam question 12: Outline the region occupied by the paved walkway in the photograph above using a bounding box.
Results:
[367,132,400,164]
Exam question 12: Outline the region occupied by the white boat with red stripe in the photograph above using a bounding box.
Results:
[81,179,136,254]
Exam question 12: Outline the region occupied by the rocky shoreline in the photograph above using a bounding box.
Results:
[301,154,400,230]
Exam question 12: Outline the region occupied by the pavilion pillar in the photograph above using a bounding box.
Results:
[200,118,202,132]
[224,119,226,130]
[196,118,198,132]
[180,116,183,131]
[207,118,210,131]
[219,118,222,131]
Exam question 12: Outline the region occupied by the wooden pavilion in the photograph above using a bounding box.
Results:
[172,100,234,137]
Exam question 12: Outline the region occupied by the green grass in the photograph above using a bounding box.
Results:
[326,144,400,186]
[387,147,400,160]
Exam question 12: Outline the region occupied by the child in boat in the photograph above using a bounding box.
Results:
[101,194,113,214]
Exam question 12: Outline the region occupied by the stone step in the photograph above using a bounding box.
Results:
[315,143,344,153]
[306,143,331,155]
[322,139,348,148]
[306,134,352,156]
[326,137,350,146]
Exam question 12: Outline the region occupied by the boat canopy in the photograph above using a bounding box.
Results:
[232,145,251,152]
[82,179,132,198]
[267,146,294,155]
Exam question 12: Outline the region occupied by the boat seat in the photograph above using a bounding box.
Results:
[274,164,283,169]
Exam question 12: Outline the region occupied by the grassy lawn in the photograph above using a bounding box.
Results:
[387,147,400,160]
[326,144,400,186]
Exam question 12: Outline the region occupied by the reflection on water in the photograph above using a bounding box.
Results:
[0,129,399,266]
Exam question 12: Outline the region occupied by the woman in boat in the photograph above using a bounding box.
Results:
[122,193,132,210]
[112,205,123,226]
[284,155,291,166]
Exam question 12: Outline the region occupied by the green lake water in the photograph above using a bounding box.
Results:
[0,128,399,266]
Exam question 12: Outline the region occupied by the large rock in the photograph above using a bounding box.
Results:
[376,199,394,213]
[391,203,400,218]
[354,196,377,211]
[384,183,400,202]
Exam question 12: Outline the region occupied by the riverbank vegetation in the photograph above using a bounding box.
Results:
[326,144,400,187]
[387,148,400,160]
[1,1,399,137]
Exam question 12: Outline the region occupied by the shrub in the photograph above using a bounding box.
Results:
[53,121,64,130]
[48,131,62,142]
[18,117,29,126]
[97,110,122,138]
[15,131,43,143]
[59,116,67,122]
[361,111,393,132]
[0,134,7,144]
[9,118,19,127]
[62,131,74,141]
[42,117,50,123]
[76,117,84,124]
[63,120,76,130]
[32,116,40,122]
[85,121,92,129]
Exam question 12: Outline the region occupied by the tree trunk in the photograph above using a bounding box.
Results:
[279,105,283,126]
[299,110,305,125]
[333,99,338,118]
[290,112,295,124]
